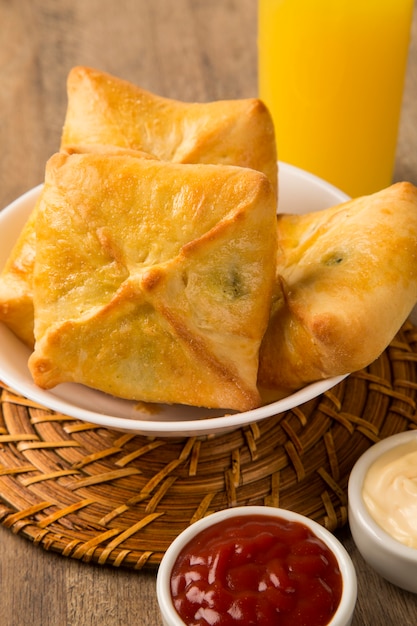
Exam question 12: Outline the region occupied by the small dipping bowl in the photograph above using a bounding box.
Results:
[156,505,357,626]
[348,430,417,594]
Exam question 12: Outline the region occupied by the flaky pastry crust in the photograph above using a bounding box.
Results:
[0,67,278,350]
[258,182,417,398]
[61,66,278,194]
[28,150,277,411]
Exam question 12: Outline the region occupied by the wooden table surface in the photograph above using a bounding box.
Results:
[1,1,417,624]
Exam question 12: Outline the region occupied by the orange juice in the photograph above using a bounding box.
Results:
[258,0,414,197]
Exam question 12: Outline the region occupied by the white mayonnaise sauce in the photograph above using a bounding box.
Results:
[362,440,417,548]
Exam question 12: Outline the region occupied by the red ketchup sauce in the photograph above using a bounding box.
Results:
[170,514,343,626]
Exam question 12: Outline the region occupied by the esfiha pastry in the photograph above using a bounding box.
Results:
[0,199,39,348]
[0,146,157,349]
[258,182,417,400]
[28,149,277,411]
[0,67,278,350]
[61,66,278,194]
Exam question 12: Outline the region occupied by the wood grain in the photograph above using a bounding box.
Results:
[1,1,417,624]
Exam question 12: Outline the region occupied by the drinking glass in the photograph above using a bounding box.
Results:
[258,0,414,197]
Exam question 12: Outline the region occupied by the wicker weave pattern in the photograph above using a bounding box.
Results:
[1,322,416,570]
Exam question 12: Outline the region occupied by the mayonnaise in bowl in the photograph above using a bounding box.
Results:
[348,430,417,594]
[362,439,417,548]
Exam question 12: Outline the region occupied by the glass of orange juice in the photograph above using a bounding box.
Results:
[258,0,414,197]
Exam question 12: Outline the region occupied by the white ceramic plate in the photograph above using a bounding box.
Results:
[0,163,349,436]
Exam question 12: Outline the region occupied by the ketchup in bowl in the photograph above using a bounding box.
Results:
[169,514,343,626]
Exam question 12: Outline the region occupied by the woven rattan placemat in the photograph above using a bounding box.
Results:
[1,321,417,570]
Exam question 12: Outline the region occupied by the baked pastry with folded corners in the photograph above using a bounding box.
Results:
[258,182,417,401]
[61,66,278,194]
[0,147,159,348]
[0,199,38,348]
[0,66,278,348]
[27,149,277,411]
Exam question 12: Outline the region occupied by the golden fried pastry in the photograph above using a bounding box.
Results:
[28,150,277,411]
[0,67,277,348]
[0,200,38,347]
[61,66,278,194]
[258,182,417,398]
[0,146,158,349]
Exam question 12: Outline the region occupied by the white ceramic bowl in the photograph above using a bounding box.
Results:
[0,163,349,437]
[156,505,357,626]
[348,430,417,594]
